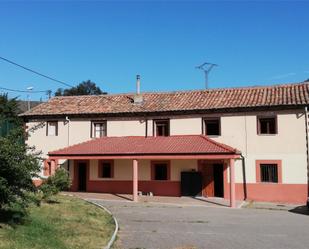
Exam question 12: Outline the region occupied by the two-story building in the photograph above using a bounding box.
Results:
[21,80,309,207]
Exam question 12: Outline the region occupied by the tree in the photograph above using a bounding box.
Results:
[54,80,107,96]
[305,78,309,82]
[0,94,21,137]
[0,128,41,210]
[0,93,40,218]
[0,94,20,121]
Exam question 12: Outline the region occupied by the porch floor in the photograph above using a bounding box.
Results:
[66,192,244,208]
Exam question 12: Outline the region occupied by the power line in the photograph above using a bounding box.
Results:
[0,56,73,87]
[0,86,49,93]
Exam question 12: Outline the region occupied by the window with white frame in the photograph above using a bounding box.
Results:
[91,121,107,138]
[46,121,58,136]
[153,119,169,136]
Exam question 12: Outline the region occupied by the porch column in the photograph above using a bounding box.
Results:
[133,159,138,202]
[50,160,57,175]
[229,158,236,208]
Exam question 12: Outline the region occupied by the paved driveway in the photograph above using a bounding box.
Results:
[89,199,309,249]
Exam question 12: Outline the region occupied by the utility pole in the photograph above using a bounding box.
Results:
[196,62,218,89]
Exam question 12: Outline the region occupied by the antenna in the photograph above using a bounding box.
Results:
[196,62,218,89]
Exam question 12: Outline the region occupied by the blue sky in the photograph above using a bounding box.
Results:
[0,1,308,100]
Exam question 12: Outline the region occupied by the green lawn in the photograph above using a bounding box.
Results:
[0,194,115,249]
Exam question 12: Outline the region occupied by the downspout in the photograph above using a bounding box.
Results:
[242,113,248,201]
[241,154,247,200]
[304,107,309,203]
[66,116,70,146]
[145,116,148,138]
[65,116,71,178]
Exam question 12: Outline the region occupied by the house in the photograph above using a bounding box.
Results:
[21,80,309,207]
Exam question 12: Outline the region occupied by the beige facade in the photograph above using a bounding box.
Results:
[26,109,307,185]
[87,159,198,181]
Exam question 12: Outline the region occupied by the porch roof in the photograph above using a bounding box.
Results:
[48,135,240,160]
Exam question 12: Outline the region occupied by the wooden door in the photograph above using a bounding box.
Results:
[202,164,214,197]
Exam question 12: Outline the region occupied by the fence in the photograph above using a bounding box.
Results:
[0,119,16,137]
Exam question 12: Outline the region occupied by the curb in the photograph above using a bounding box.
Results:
[83,199,119,249]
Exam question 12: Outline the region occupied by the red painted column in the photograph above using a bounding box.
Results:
[229,158,236,208]
[133,159,138,202]
[51,160,56,175]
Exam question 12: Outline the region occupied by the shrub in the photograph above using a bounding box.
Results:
[40,168,71,200]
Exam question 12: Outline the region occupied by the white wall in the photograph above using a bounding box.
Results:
[26,109,307,183]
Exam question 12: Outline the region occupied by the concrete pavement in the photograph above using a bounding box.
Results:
[88,199,309,249]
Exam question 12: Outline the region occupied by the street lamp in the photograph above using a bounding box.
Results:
[26,86,33,111]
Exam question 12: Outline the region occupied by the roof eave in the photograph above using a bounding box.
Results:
[48,152,241,160]
[21,104,308,121]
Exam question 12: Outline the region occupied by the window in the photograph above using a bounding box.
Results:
[154,120,169,136]
[260,164,278,183]
[152,161,170,180]
[257,117,277,135]
[99,161,113,178]
[91,121,107,138]
[46,121,58,136]
[204,118,220,136]
[256,160,282,184]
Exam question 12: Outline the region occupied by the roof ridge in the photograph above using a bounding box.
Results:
[50,81,308,99]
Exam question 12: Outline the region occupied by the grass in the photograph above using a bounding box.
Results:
[0,194,115,249]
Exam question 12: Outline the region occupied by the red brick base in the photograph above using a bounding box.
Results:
[72,180,181,196]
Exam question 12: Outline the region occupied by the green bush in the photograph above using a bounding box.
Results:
[40,168,71,200]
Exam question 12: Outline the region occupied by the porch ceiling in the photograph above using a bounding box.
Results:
[48,135,240,160]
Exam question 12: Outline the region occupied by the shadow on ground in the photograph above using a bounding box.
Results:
[289,205,309,216]
[190,197,228,207]
[0,209,26,226]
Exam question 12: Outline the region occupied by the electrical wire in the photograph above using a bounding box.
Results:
[0,56,73,87]
[0,86,49,93]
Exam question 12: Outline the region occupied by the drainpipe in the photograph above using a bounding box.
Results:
[66,116,70,146]
[145,117,148,138]
[304,107,309,203]
[241,154,247,200]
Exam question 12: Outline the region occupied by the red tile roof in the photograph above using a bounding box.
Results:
[48,135,239,156]
[22,82,309,117]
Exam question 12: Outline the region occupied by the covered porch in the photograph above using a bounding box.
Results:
[48,135,241,208]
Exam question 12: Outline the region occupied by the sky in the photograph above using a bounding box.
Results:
[0,0,309,100]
